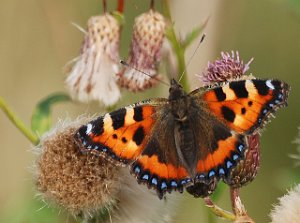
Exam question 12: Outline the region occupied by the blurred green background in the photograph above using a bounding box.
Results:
[0,0,299,222]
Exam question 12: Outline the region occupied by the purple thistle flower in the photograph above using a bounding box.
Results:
[199,51,254,86]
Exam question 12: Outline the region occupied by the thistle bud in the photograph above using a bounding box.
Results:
[224,134,260,188]
[66,13,121,106]
[118,10,166,91]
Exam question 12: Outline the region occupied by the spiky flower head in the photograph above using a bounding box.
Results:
[199,51,254,86]
[66,13,121,106]
[34,118,121,218]
[118,9,166,91]
[270,184,300,223]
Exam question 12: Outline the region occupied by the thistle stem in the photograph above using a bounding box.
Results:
[102,0,107,13]
[161,0,189,92]
[0,97,39,145]
[204,197,236,221]
[117,0,124,13]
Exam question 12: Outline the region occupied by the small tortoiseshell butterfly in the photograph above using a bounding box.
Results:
[75,78,290,199]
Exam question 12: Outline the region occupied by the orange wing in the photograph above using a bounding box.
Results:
[75,103,160,164]
[202,79,290,134]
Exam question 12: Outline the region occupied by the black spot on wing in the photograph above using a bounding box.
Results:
[142,138,167,163]
[229,81,248,98]
[253,80,269,96]
[211,124,232,151]
[133,106,144,121]
[241,107,246,114]
[221,106,236,123]
[214,87,226,101]
[110,108,126,130]
[133,126,145,146]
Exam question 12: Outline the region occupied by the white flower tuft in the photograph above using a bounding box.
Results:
[270,184,300,223]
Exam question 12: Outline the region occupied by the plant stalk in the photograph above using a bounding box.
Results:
[0,97,39,145]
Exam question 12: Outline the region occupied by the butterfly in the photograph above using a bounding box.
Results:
[74,78,290,199]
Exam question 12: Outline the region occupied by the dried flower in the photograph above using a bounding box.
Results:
[66,13,121,106]
[34,117,121,217]
[34,117,178,222]
[270,184,300,223]
[118,9,166,91]
[199,51,254,86]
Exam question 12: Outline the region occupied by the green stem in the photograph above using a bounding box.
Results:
[204,197,236,221]
[0,97,39,145]
[162,0,189,92]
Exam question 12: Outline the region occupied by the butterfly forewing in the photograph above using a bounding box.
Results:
[201,79,290,134]
[75,102,163,164]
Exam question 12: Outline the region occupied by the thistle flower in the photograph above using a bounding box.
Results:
[118,10,166,91]
[34,117,122,218]
[270,184,300,223]
[66,13,121,106]
[199,51,254,86]
[34,117,178,222]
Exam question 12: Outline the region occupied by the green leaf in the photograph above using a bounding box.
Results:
[181,18,209,49]
[31,92,71,135]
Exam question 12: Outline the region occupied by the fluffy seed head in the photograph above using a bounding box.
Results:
[34,118,121,217]
[270,184,300,223]
[199,51,254,86]
[118,9,166,91]
[66,13,121,106]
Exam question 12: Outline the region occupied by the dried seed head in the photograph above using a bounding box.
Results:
[66,13,121,106]
[270,184,300,223]
[225,134,260,188]
[34,118,121,217]
[118,10,166,91]
[199,51,254,86]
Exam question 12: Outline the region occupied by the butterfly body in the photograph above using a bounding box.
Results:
[75,78,290,198]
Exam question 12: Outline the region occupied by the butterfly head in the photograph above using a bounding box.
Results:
[169,79,186,101]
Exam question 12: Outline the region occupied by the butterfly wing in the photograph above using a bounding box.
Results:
[199,79,290,134]
[75,99,192,198]
[184,78,289,195]
[185,103,247,194]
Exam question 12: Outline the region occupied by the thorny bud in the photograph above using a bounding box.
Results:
[199,51,254,86]
[66,13,121,106]
[118,9,166,91]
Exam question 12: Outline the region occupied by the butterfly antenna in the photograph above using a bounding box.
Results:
[178,34,206,83]
[120,60,170,87]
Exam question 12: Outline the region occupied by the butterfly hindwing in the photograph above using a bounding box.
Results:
[202,79,290,134]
